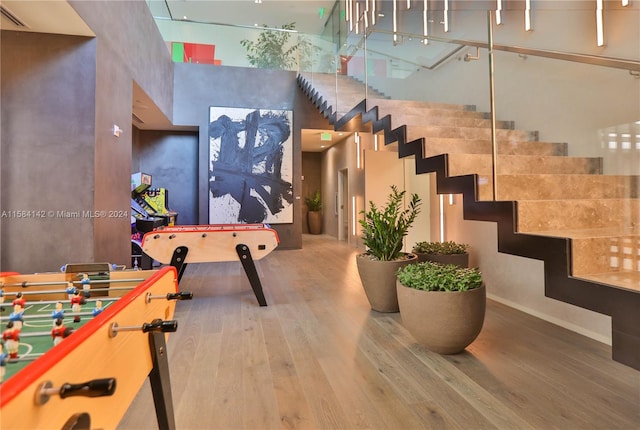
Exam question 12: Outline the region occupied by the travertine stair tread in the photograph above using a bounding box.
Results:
[398,115,514,129]
[577,272,640,293]
[408,125,536,141]
[368,97,477,112]
[447,153,602,176]
[422,138,567,156]
[516,199,640,232]
[488,174,639,200]
[523,226,640,239]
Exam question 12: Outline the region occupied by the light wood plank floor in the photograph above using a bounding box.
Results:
[119,234,640,430]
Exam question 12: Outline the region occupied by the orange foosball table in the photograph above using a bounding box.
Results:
[0,265,192,430]
[141,223,279,306]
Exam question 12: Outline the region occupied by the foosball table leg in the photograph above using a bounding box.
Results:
[235,244,267,307]
[169,246,189,283]
[148,331,176,430]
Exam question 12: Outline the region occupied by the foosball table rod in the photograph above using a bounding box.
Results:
[108,319,178,338]
[146,291,193,303]
[35,378,116,405]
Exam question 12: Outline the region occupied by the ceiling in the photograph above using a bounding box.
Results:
[0,0,345,152]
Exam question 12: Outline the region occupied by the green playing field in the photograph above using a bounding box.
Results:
[1,297,115,382]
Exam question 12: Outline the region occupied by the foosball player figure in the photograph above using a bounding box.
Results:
[0,342,7,383]
[51,318,68,346]
[0,288,4,312]
[80,273,91,298]
[70,291,84,323]
[65,282,77,301]
[2,321,20,359]
[92,300,103,317]
[9,304,24,330]
[51,301,65,326]
[12,292,26,309]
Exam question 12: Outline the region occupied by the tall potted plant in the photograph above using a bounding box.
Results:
[413,240,470,268]
[356,185,421,312]
[305,190,322,235]
[240,22,312,70]
[396,262,485,354]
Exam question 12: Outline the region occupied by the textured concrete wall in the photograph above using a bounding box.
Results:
[1,31,97,272]
[173,63,330,249]
[134,130,199,226]
[0,1,174,271]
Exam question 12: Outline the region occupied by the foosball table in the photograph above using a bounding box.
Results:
[0,264,191,430]
[141,223,279,306]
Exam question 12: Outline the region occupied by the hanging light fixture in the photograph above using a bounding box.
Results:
[596,0,604,46]
[525,0,532,31]
[443,0,449,32]
[422,0,428,44]
[393,0,398,42]
[496,0,503,25]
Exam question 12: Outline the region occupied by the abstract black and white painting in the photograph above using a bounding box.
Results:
[208,107,293,224]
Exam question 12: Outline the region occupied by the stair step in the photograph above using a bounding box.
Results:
[577,271,640,293]
[398,114,513,129]
[447,154,602,177]
[485,174,640,201]
[408,125,536,141]
[516,199,640,232]
[421,138,567,157]
[368,97,478,112]
[572,234,640,279]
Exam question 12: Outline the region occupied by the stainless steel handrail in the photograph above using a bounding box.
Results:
[368,29,640,72]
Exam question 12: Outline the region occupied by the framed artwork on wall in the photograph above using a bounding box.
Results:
[208,107,294,224]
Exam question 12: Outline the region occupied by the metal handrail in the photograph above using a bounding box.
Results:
[367,28,640,72]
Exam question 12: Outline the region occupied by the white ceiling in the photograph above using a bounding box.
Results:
[0,0,344,151]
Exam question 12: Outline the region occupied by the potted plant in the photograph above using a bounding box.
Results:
[413,240,470,268]
[356,185,421,312]
[305,190,323,235]
[240,22,312,70]
[396,262,485,354]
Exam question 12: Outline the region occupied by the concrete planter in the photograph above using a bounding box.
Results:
[397,281,485,354]
[356,253,418,313]
[414,252,469,268]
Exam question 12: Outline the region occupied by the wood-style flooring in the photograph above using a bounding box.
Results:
[119,234,640,430]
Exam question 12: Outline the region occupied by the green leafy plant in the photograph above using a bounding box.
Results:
[413,241,469,255]
[240,22,312,70]
[305,190,322,211]
[358,185,421,261]
[397,261,483,292]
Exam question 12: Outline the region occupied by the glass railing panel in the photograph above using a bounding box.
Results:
[151,18,334,73]
[489,6,639,286]
[491,6,639,179]
[332,32,367,120]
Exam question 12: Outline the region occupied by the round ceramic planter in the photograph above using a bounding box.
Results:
[356,253,418,313]
[414,252,469,268]
[397,281,485,354]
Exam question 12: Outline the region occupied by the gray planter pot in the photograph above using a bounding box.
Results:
[397,281,485,354]
[356,253,418,313]
[414,252,469,268]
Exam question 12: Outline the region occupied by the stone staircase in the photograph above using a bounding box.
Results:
[298,72,640,371]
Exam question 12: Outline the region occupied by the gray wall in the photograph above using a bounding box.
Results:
[133,130,199,226]
[1,31,96,272]
[1,1,174,272]
[172,63,330,249]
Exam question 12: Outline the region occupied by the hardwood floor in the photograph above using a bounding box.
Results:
[118,235,640,430]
